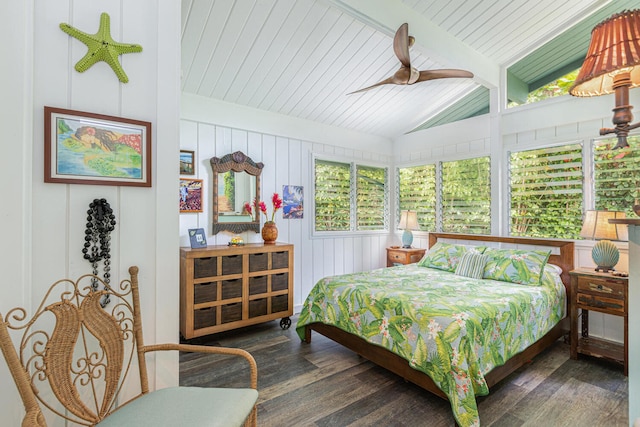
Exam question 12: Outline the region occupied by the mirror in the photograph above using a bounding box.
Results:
[210,151,263,234]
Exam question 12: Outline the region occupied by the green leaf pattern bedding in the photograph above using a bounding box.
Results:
[296,264,566,427]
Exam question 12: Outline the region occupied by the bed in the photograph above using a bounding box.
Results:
[296,233,574,427]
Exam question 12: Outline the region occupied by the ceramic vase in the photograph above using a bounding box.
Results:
[261,221,278,244]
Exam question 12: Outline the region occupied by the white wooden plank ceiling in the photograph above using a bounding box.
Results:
[181,0,616,139]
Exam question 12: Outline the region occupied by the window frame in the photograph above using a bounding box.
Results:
[312,153,389,237]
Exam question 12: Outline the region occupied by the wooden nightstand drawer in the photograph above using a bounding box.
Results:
[577,276,625,299]
[388,251,406,263]
[576,292,625,314]
[386,247,426,267]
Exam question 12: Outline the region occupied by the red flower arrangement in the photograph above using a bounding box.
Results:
[244,193,283,223]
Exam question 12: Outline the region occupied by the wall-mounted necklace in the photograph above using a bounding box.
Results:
[83,198,116,307]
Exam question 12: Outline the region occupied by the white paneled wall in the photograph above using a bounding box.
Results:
[1,1,181,426]
[180,95,395,310]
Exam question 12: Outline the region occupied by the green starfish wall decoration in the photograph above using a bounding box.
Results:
[60,12,143,83]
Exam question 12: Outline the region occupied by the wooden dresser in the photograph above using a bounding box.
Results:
[180,243,293,339]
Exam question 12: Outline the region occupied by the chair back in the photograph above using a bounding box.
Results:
[0,267,148,426]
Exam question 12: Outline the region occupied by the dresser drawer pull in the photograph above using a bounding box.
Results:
[588,282,612,293]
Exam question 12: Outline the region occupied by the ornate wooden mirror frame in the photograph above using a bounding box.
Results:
[210,151,263,234]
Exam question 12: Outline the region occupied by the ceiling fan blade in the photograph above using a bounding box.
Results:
[416,69,474,82]
[347,76,396,95]
[393,23,411,68]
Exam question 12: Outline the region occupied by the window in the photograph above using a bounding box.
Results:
[593,136,640,217]
[356,165,387,230]
[398,165,436,231]
[509,143,583,239]
[314,158,388,232]
[441,157,491,234]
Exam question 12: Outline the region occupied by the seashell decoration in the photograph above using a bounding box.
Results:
[592,239,619,271]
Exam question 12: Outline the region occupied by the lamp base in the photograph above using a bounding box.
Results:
[591,239,619,273]
[401,230,413,248]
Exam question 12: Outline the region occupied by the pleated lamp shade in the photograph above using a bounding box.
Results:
[580,210,628,272]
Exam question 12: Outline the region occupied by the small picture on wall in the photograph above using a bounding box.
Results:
[180,150,195,175]
[282,185,303,219]
[180,178,203,213]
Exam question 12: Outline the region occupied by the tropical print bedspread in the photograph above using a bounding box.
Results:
[295,264,566,427]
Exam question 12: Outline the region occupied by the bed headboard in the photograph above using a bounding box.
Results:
[428,233,575,290]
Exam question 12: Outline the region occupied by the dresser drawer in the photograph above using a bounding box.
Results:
[576,292,626,314]
[577,276,626,299]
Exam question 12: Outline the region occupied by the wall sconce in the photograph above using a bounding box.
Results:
[398,210,419,248]
[580,210,628,272]
[570,9,640,149]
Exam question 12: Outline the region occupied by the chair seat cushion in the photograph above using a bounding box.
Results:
[97,386,258,427]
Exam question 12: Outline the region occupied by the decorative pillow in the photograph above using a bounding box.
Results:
[418,242,486,272]
[482,248,551,285]
[454,252,488,279]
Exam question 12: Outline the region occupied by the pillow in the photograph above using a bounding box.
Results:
[455,252,488,279]
[545,263,563,275]
[482,248,551,285]
[418,242,486,272]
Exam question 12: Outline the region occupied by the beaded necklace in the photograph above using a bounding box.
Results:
[82,198,116,307]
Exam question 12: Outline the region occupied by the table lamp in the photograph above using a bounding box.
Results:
[569,9,640,149]
[580,210,628,272]
[398,210,419,248]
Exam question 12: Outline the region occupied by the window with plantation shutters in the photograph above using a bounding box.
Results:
[509,143,583,239]
[441,157,491,234]
[593,136,640,218]
[314,158,388,233]
[398,165,436,231]
[356,165,387,230]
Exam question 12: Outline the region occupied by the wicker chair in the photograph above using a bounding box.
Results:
[0,266,258,426]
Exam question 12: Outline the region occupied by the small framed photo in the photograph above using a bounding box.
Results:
[44,106,152,186]
[188,228,207,248]
[180,150,195,175]
[180,178,203,213]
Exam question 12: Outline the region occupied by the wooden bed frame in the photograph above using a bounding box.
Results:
[303,233,575,401]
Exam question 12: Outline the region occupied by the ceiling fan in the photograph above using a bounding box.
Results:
[348,23,474,94]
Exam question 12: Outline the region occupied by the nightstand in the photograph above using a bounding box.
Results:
[569,268,628,375]
[386,247,426,267]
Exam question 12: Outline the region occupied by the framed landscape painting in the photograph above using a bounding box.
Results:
[180,150,195,175]
[44,106,152,186]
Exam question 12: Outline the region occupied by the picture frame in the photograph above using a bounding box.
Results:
[282,185,303,219]
[180,150,195,175]
[180,178,203,213]
[188,228,207,248]
[44,106,152,187]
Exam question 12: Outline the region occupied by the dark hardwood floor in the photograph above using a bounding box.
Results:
[179,317,628,426]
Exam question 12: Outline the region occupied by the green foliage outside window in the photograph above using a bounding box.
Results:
[509,144,583,239]
[594,136,640,217]
[441,157,491,234]
[398,165,436,231]
[356,165,387,230]
[314,160,351,231]
[314,159,388,232]
[508,69,580,107]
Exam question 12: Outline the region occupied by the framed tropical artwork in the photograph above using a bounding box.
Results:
[282,185,303,219]
[180,178,203,213]
[44,106,152,186]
